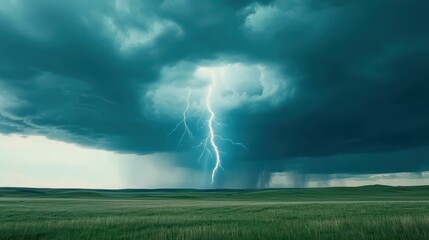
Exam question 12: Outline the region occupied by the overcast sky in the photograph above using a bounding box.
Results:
[1,0,428,188]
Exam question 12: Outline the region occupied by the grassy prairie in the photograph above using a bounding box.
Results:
[0,185,429,240]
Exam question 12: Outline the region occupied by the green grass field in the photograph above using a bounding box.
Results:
[1,185,429,240]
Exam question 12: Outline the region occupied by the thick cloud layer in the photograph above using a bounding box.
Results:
[1,0,428,187]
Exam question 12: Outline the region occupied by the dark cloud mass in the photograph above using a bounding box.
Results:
[1,0,429,187]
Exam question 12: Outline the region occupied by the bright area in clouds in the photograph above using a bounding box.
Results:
[104,16,183,51]
[146,62,289,118]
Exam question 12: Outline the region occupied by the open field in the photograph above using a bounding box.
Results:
[1,185,429,240]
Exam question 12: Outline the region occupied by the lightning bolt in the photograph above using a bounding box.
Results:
[206,71,222,183]
[168,89,192,147]
[215,135,248,150]
[169,67,247,185]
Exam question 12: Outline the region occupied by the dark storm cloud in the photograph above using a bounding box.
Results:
[0,0,169,152]
[228,0,429,172]
[0,0,428,182]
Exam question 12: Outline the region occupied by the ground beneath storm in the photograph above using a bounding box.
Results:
[1,185,429,240]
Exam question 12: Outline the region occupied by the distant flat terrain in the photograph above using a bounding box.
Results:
[1,185,429,240]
